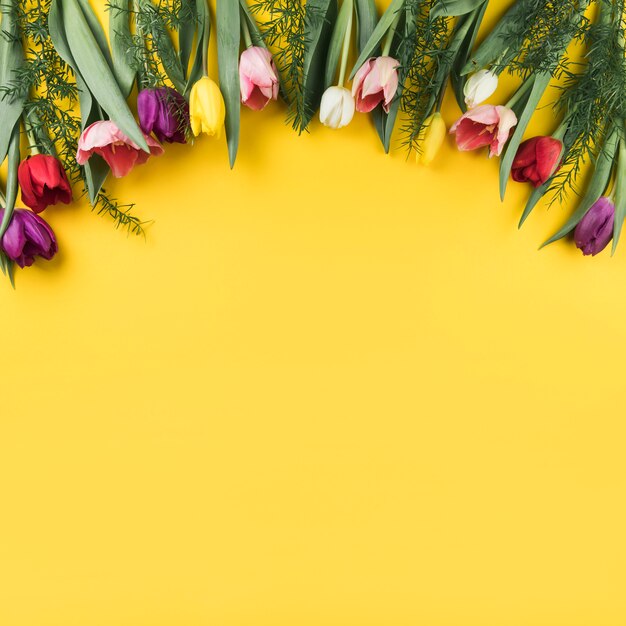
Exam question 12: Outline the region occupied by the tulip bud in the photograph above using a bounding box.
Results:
[417,112,446,166]
[18,154,72,213]
[239,47,279,111]
[0,208,58,268]
[511,136,562,187]
[463,69,498,109]
[189,76,226,138]
[574,197,615,256]
[352,56,399,113]
[319,86,355,129]
[137,86,190,144]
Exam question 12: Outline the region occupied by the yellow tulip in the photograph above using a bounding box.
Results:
[189,76,226,138]
[417,112,446,166]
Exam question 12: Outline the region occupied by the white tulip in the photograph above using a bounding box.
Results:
[463,69,498,109]
[319,86,355,129]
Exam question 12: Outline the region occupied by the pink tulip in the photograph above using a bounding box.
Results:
[351,56,399,113]
[449,104,518,157]
[239,47,279,111]
[76,121,164,178]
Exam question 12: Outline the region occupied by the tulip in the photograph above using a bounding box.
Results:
[319,86,355,129]
[352,56,399,113]
[239,47,279,111]
[463,70,498,109]
[511,136,562,187]
[417,112,446,166]
[189,76,226,137]
[574,197,615,256]
[0,208,58,268]
[137,86,190,144]
[449,104,517,157]
[76,121,164,178]
[18,154,72,214]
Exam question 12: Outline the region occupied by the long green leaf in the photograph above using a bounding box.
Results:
[186,0,211,94]
[77,0,115,71]
[108,0,136,98]
[138,0,186,93]
[50,0,111,203]
[498,71,552,200]
[350,0,404,79]
[541,128,619,249]
[0,122,21,241]
[431,0,486,19]
[0,4,25,163]
[611,137,626,254]
[179,1,198,77]
[62,0,148,151]
[325,0,353,88]
[217,0,241,168]
[301,0,337,132]
[354,0,384,147]
[450,1,488,111]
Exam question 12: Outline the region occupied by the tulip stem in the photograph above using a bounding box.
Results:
[23,119,40,156]
[241,13,253,48]
[382,10,401,57]
[337,0,354,87]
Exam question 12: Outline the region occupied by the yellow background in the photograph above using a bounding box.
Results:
[1,2,625,625]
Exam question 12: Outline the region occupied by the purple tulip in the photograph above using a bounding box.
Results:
[574,197,615,256]
[137,87,190,144]
[0,208,58,268]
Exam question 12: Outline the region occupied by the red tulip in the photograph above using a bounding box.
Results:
[18,154,72,214]
[511,136,562,187]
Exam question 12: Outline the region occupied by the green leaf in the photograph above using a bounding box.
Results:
[62,0,148,151]
[354,0,384,147]
[77,0,115,71]
[179,1,198,77]
[612,137,626,254]
[0,4,25,163]
[301,0,338,132]
[349,0,404,79]
[431,0,487,19]
[541,127,619,249]
[450,1,488,111]
[460,1,523,75]
[108,0,136,97]
[0,122,21,241]
[498,71,552,200]
[186,0,211,94]
[217,0,241,168]
[324,0,353,88]
[239,0,266,48]
[138,0,186,94]
[50,0,111,203]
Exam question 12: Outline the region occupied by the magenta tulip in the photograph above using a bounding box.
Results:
[351,56,399,113]
[137,87,189,144]
[239,47,279,111]
[574,197,615,256]
[76,121,164,178]
[0,208,58,268]
[450,104,517,157]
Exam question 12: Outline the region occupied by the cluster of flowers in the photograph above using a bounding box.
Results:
[0,39,281,271]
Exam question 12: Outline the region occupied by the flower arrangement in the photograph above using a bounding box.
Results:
[0,0,624,287]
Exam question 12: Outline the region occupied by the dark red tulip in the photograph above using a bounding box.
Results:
[18,154,72,214]
[511,136,562,187]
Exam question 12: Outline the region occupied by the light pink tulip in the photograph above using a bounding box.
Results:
[76,121,164,178]
[449,104,517,157]
[239,46,279,111]
[351,56,399,113]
